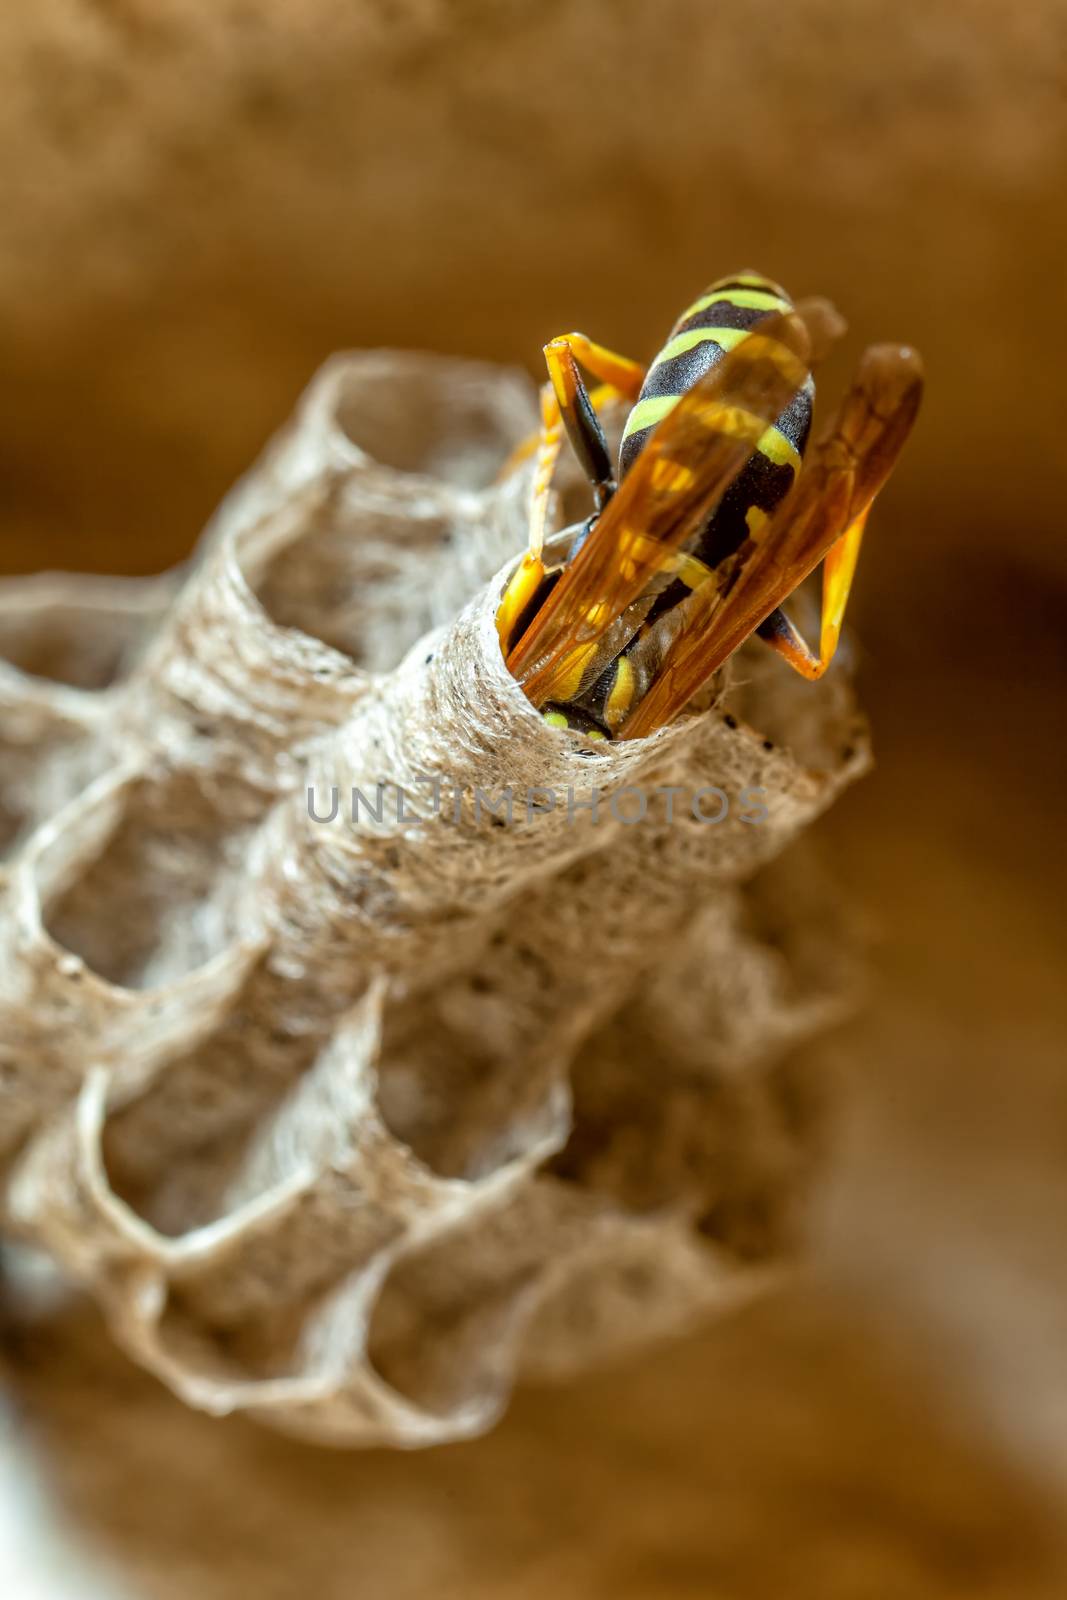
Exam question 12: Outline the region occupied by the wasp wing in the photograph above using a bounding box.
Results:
[505,299,843,708]
[617,343,924,739]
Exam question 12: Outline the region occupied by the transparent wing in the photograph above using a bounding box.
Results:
[617,343,924,739]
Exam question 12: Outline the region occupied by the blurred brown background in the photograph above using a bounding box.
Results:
[1,2,1065,1596]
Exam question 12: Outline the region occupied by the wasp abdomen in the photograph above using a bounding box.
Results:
[618,273,814,567]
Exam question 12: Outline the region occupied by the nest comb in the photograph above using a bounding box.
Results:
[0,350,868,1447]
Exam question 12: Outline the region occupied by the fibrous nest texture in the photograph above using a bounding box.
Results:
[0,352,868,1446]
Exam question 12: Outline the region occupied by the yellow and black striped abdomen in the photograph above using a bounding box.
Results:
[619,272,814,567]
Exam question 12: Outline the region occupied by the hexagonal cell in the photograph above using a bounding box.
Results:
[34,765,266,990]
[331,352,535,491]
[0,573,174,690]
[238,498,460,674]
[374,981,567,1183]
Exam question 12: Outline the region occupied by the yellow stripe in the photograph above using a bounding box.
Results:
[656,325,749,365]
[671,550,715,589]
[621,393,683,438]
[542,640,598,702]
[605,656,636,718]
[621,393,800,470]
[757,428,802,470]
[678,287,789,321]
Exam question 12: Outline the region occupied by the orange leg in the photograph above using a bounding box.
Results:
[756,508,868,680]
[543,333,645,512]
[529,333,646,547]
[498,335,645,648]
[496,386,561,648]
[546,333,646,406]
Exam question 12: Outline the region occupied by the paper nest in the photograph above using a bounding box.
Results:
[0,351,869,1447]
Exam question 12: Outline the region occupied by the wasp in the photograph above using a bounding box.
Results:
[497,272,923,740]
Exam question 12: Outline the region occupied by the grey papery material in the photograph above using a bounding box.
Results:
[0,351,868,1446]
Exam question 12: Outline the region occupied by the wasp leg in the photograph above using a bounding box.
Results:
[496,391,554,647]
[497,336,643,487]
[550,334,646,407]
[499,339,644,649]
[818,505,868,667]
[755,508,868,680]
[528,381,567,557]
[543,334,645,513]
[528,334,646,544]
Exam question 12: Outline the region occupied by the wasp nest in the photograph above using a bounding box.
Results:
[0,351,868,1447]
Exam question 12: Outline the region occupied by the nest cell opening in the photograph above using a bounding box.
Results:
[375,988,566,1183]
[239,502,455,673]
[0,578,166,690]
[333,353,534,491]
[365,1254,525,1426]
[36,767,264,990]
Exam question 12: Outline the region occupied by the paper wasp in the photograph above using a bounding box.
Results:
[497,273,923,740]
